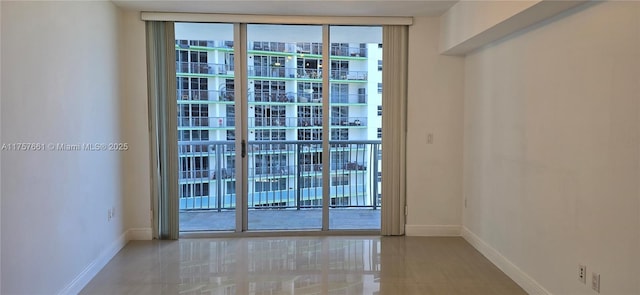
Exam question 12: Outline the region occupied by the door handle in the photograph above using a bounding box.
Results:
[241,140,246,158]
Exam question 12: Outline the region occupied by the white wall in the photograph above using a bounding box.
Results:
[119,14,466,237]
[440,0,539,52]
[1,2,126,294]
[405,16,464,236]
[118,9,153,240]
[439,0,587,55]
[463,2,640,295]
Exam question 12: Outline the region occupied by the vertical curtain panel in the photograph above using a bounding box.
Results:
[381,25,408,236]
[146,21,179,239]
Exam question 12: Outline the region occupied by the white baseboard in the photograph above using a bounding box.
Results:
[127,227,153,240]
[57,231,128,295]
[57,227,152,295]
[461,227,551,295]
[405,225,461,236]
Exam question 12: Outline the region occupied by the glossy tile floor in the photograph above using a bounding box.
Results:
[80,237,526,295]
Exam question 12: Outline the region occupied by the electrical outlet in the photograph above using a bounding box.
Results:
[426,133,434,144]
[592,272,600,293]
[578,265,586,284]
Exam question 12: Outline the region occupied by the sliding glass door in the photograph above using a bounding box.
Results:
[328,26,382,230]
[246,25,325,230]
[176,23,237,231]
[175,23,382,233]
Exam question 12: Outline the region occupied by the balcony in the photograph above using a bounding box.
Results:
[330,69,367,81]
[331,117,367,127]
[330,45,367,58]
[249,92,366,104]
[177,116,368,129]
[177,89,235,102]
[178,140,381,231]
[176,62,233,75]
[248,41,368,58]
[250,117,297,128]
[178,116,234,128]
[177,61,368,83]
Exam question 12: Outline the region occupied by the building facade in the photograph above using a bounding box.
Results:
[175,25,382,211]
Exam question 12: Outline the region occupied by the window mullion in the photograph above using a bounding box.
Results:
[321,24,330,231]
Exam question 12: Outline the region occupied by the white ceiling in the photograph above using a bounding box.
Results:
[112,0,458,17]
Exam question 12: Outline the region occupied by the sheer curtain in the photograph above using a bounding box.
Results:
[146,21,179,239]
[381,25,408,236]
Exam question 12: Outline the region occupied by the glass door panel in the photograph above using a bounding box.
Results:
[176,23,237,231]
[175,23,382,233]
[328,26,382,230]
[247,24,323,230]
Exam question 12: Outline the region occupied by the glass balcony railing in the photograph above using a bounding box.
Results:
[177,140,381,211]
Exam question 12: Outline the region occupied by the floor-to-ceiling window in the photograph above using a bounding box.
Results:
[146,15,409,237]
[176,23,237,231]
[175,23,382,232]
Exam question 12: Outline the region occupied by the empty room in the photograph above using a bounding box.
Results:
[1,1,638,294]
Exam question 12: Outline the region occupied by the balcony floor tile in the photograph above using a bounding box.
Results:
[180,208,380,231]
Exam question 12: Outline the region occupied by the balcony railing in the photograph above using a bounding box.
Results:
[331,117,367,127]
[330,70,367,81]
[250,117,297,128]
[177,116,367,129]
[177,62,234,75]
[178,116,234,128]
[177,42,368,57]
[177,61,368,83]
[178,89,368,104]
[178,140,381,211]
[178,89,233,101]
[250,92,366,104]
[330,45,367,57]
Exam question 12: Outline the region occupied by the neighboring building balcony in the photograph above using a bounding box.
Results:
[177,41,368,59]
[330,69,367,81]
[250,117,298,128]
[330,94,367,104]
[177,116,367,129]
[177,62,234,76]
[178,116,234,128]
[330,45,367,58]
[177,62,368,83]
[331,117,367,127]
[178,90,367,104]
[251,66,371,82]
[251,42,369,58]
[177,89,234,102]
[178,140,382,212]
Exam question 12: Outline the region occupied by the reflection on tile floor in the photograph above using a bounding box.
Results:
[80,237,527,295]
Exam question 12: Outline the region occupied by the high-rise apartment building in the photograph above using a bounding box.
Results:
[175,24,382,213]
